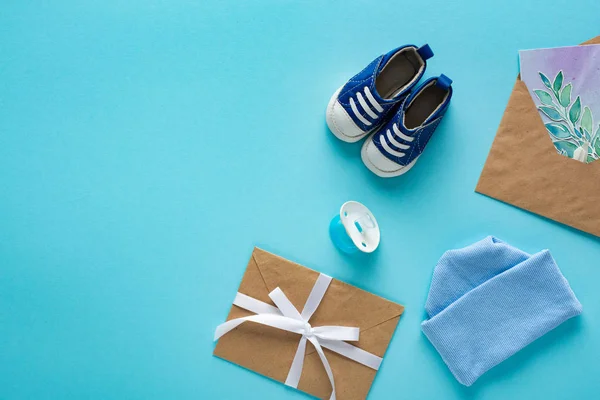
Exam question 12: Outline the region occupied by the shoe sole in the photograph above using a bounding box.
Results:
[361,133,419,178]
[326,88,376,143]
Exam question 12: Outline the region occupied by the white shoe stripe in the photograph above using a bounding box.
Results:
[357,92,378,119]
[350,98,372,126]
[380,135,405,158]
[364,87,384,113]
[393,124,415,142]
[386,129,410,150]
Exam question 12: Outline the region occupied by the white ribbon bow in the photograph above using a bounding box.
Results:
[214,274,382,400]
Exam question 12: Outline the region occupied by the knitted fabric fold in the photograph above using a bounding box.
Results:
[421,236,582,386]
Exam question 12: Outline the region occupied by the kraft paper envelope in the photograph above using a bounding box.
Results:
[214,248,404,400]
[476,35,600,237]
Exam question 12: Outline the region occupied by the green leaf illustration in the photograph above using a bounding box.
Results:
[581,107,593,134]
[570,97,581,124]
[583,128,592,142]
[559,84,572,107]
[545,123,571,139]
[574,127,583,138]
[534,90,554,105]
[539,72,552,89]
[539,106,562,121]
[554,141,578,157]
[587,154,597,163]
[595,133,600,156]
[553,71,564,93]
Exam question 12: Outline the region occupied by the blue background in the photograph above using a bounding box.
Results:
[1,1,599,399]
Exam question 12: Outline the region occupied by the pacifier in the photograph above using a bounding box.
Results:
[329,201,380,254]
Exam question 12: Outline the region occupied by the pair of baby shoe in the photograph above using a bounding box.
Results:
[326,44,453,177]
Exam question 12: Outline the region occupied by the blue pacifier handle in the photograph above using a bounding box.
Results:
[329,215,359,254]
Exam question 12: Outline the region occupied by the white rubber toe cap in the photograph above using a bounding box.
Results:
[326,89,370,143]
[361,136,418,178]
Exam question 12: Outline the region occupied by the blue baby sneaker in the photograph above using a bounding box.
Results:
[361,74,453,177]
[326,44,434,143]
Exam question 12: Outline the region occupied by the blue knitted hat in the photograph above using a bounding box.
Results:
[421,236,582,386]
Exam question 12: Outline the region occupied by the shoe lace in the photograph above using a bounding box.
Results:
[348,86,383,126]
[379,123,414,158]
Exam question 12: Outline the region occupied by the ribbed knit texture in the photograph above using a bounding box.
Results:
[421,236,582,386]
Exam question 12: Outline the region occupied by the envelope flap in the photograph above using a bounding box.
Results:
[239,250,274,304]
[307,278,404,354]
[223,249,277,321]
[251,247,322,310]
[253,247,404,352]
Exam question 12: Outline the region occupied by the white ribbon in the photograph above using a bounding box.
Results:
[214,274,382,400]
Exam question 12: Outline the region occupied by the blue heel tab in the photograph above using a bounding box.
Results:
[436,74,453,89]
[417,44,434,61]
